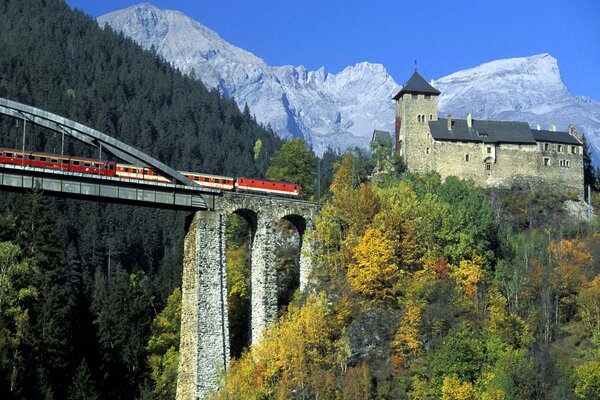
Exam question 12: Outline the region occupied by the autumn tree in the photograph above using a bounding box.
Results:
[348,228,398,300]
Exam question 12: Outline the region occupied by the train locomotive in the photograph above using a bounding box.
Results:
[0,148,300,196]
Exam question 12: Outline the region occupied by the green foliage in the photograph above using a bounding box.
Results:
[147,287,181,400]
[574,359,600,399]
[68,360,99,400]
[266,138,316,199]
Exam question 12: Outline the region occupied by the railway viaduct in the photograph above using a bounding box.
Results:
[178,194,317,399]
[0,98,319,400]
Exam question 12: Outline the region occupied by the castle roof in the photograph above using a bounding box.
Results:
[392,71,441,100]
[430,118,535,144]
[531,129,582,145]
[429,118,582,145]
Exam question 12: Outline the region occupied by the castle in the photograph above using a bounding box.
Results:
[392,71,584,198]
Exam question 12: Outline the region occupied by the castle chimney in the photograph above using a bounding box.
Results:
[568,124,583,142]
[536,123,541,131]
[447,114,452,131]
[430,79,435,87]
[550,124,556,132]
[467,112,472,128]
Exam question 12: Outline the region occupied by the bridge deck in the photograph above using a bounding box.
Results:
[0,164,217,210]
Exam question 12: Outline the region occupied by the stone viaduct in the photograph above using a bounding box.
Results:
[176,192,318,400]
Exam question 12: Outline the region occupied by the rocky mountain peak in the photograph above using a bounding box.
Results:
[98,4,600,161]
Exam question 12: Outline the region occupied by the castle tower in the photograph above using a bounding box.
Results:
[393,71,440,174]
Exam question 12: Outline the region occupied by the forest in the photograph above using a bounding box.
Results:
[217,156,600,400]
[1,0,600,399]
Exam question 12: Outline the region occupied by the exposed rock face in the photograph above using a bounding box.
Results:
[99,4,600,162]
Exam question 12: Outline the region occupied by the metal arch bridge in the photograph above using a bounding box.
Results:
[0,97,218,209]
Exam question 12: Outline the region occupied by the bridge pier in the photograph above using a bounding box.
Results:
[299,221,315,291]
[176,211,229,400]
[250,214,279,344]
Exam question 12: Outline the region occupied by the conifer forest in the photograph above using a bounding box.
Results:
[0,1,599,399]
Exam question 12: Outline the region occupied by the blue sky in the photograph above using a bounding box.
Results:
[65,0,600,99]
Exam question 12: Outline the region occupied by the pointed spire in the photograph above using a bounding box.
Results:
[393,71,441,100]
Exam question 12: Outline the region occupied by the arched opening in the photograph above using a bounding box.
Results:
[225,209,256,358]
[276,214,307,313]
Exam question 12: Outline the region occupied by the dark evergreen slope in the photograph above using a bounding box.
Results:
[0,1,283,398]
[0,0,280,175]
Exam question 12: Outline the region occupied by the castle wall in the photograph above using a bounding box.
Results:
[432,140,584,198]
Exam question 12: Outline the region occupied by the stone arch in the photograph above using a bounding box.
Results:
[276,212,315,292]
[223,208,257,358]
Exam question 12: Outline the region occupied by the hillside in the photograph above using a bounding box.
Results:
[98,3,600,161]
[0,0,283,398]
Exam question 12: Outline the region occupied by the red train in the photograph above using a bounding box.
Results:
[0,148,300,196]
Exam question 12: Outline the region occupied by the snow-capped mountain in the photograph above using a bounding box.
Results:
[98,3,600,161]
[435,54,600,163]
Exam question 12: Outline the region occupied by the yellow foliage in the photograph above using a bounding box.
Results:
[216,293,344,399]
[577,275,600,341]
[451,255,485,297]
[441,375,475,400]
[347,228,398,300]
[392,300,423,370]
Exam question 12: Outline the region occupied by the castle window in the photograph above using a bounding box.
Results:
[426,147,430,155]
[544,157,550,166]
[465,154,470,162]
[429,114,433,120]
[544,143,550,151]
[417,115,420,123]
[485,161,492,171]
[487,147,492,154]
[571,146,577,154]
[558,144,563,152]
[425,95,431,100]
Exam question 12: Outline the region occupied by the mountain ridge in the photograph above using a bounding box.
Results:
[98,3,600,162]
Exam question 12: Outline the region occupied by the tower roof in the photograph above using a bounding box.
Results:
[392,71,441,100]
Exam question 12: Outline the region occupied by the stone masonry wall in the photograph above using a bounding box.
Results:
[431,140,584,198]
[176,211,229,400]
[398,94,437,174]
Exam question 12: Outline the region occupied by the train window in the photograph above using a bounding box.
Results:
[6,153,12,157]
[39,157,46,162]
[204,177,209,182]
[50,159,58,163]
[72,161,79,166]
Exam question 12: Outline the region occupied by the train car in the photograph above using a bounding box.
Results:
[66,156,116,176]
[0,148,115,177]
[0,148,31,167]
[182,172,235,190]
[235,177,300,196]
[115,164,171,183]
